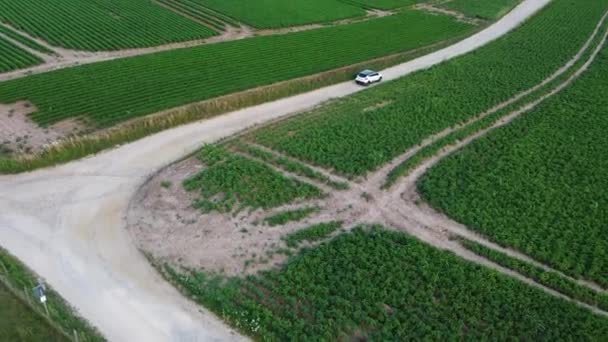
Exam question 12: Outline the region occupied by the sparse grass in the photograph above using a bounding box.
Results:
[284,221,342,247]
[264,207,318,227]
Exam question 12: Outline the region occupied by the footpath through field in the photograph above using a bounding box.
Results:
[0,1,548,340]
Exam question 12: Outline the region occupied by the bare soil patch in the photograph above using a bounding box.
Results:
[0,102,85,156]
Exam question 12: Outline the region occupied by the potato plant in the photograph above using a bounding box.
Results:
[183,146,323,213]
[419,46,608,286]
[166,227,608,339]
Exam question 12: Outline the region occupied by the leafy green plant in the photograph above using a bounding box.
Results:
[264,207,318,226]
[252,0,608,177]
[284,221,342,247]
[164,226,608,340]
[183,146,323,213]
[419,43,608,286]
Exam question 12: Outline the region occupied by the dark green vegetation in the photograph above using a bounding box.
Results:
[183,146,322,213]
[196,0,365,28]
[264,207,318,226]
[345,0,416,10]
[461,239,608,312]
[252,0,608,178]
[383,8,608,188]
[442,0,519,20]
[232,142,348,190]
[0,283,66,342]
[284,221,342,247]
[419,43,608,286]
[167,227,608,340]
[0,248,104,341]
[0,0,216,51]
[0,26,54,55]
[0,10,471,128]
[0,35,42,72]
[157,0,241,31]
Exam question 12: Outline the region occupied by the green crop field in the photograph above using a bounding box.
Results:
[157,0,241,31]
[251,0,608,177]
[0,283,67,341]
[0,35,42,73]
[0,10,471,128]
[167,227,608,339]
[183,146,323,213]
[419,45,608,287]
[441,0,520,20]
[345,0,417,10]
[0,0,216,51]
[0,26,54,55]
[195,0,366,28]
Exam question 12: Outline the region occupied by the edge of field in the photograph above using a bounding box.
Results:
[0,246,105,341]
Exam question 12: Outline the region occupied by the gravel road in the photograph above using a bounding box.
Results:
[0,1,549,340]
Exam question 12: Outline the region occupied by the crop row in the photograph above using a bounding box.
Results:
[419,44,608,286]
[195,0,366,29]
[183,146,323,213]
[0,36,42,73]
[0,10,471,128]
[158,0,240,31]
[460,239,608,312]
[0,26,54,55]
[0,0,216,51]
[342,0,415,10]
[263,207,318,227]
[251,0,608,177]
[165,226,608,339]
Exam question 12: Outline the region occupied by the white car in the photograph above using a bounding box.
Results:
[355,69,382,85]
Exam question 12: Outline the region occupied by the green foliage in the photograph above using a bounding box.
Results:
[383,14,608,188]
[0,26,54,54]
[167,227,608,340]
[0,10,471,128]
[284,221,341,247]
[419,46,608,286]
[461,239,608,312]
[183,146,323,213]
[252,0,608,177]
[196,0,366,28]
[441,0,519,20]
[0,0,216,51]
[233,141,349,190]
[264,207,318,226]
[0,248,104,341]
[0,35,42,72]
[157,0,241,30]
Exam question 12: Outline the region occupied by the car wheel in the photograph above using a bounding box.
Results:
[378,77,383,82]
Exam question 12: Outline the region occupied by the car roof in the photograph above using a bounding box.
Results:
[359,69,376,75]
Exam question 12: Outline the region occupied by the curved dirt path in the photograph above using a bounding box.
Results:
[0,1,549,341]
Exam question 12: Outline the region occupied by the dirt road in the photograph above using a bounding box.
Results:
[0,1,549,340]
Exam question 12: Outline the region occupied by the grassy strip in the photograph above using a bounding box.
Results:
[232,141,349,190]
[183,145,323,213]
[460,239,608,312]
[0,282,67,341]
[0,32,471,175]
[284,221,342,247]
[383,14,608,188]
[0,247,104,341]
[264,207,318,227]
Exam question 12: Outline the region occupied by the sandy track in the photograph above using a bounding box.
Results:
[0,1,548,341]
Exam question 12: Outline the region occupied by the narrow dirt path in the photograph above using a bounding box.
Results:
[0,2,550,340]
